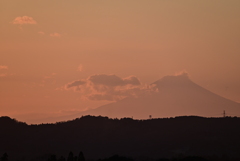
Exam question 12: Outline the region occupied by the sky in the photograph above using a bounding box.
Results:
[1,0,240,123]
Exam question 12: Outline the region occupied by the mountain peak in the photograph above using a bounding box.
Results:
[152,72,194,89]
[160,72,189,81]
[44,73,240,122]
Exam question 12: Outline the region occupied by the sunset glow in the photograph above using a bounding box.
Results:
[1,0,240,124]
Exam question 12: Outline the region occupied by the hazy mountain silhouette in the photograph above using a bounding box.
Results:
[1,115,240,161]
[68,73,240,120]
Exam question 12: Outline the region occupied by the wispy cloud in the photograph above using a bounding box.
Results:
[0,65,8,70]
[174,70,189,77]
[66,80,86,89]
[50,32,61,38]
[41,73,57,86]
[38,31,45,35]
[12,16,37,25]
[78,64,83,72]
[0,74,7,77]
[65,74,156,101]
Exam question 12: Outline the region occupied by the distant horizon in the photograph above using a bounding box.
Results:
[1,0,240,124]
[1,114,239,125]
[3,73,240,124]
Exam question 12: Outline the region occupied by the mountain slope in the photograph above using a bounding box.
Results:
[76,73,240,119]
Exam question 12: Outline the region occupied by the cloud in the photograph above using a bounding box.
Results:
[38,31,45,35]
[78,64,83,72]
[89,74,126,87]
[88,74,141,87]
[50,32,61,37]
[66,80,86,88]
[43,73,57,79]
[123,76,141,86]
[0,66,8,70]
[65,74,155,101]
[0,74,7,77]
[12,16,37,25]
[174,70,189,77]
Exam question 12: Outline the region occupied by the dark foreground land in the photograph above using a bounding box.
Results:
[0,115,240,161]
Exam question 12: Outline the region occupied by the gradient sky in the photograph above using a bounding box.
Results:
[1,0,240,123]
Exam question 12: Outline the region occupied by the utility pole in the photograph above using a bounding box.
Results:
[223,110,226,118]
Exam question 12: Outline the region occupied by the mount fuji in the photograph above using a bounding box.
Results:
[75,73,240,119]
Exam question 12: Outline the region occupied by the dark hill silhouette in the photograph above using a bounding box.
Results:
[66,73,240,120]
[0,116,27,128]
[1,115,240,161]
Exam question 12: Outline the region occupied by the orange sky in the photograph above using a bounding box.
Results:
[1,0,240,123]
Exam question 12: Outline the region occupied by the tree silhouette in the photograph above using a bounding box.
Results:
[0,153,8,161]
[67,152,74,161]
[47,154,57,161]
[78,151,85,161]
[58,156,66,161]
[102,155,134,161]
[74,156,78,161]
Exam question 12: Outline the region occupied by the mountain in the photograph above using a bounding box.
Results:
[74,73,240,119]
[1,115,240,161]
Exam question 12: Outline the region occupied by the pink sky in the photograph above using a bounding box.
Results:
[1,0,240,123]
